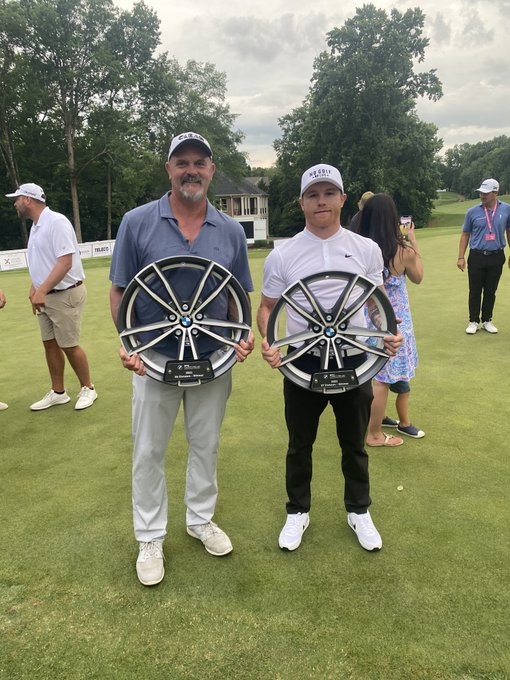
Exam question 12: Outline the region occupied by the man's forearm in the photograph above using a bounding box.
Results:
[37,257,72,294]
[256,304,271,337]
[109,286,124,328]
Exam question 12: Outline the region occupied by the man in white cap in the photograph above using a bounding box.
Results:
[109,132,254,586]
[257,163,402,554]
[5,183,97,411]
[457,178,510,334]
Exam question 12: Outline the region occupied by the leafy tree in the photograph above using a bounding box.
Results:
[0,0,247,248]
[270,4,443,233]
[9,0,104,240]
[155,59,247,181]
[441,136,510,197]
[0,0,59,245]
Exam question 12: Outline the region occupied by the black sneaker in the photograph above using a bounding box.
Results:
[396,423,425,439]
[382,416,398,427]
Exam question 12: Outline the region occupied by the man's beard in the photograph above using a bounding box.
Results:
[178,177,205,203]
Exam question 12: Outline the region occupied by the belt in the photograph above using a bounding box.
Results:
[47,281,83,294]
[470,249,503,256]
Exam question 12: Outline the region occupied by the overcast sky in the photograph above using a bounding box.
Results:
[115,0,509,167]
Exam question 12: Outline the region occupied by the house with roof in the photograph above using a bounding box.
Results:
[212,172,269,243]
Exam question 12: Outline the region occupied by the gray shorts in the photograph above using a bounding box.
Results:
[37,284,87,347]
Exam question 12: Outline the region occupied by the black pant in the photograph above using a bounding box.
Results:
[467,249,505,323]
[283,373,373,515]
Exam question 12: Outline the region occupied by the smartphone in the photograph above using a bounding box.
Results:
[400,215,412,240]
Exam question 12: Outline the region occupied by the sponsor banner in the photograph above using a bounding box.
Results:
[0,251,28,271]
[92,241,114,257]
[0,240,115,270]
[79,244,93,259]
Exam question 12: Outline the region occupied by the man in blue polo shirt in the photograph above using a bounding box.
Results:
[457,178,510,334]
[109,132,254,586]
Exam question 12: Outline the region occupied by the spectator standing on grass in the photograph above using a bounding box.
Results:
[109,132,254,587]
[457,178,510,335]
[257,164,403,554]
[0,289,7,410]
[353,193,424,446]
[5,183,97,412]
[349,190,374,232]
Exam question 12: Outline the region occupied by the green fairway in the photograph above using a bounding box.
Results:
[430,192,510,229]
[0,234,509,680]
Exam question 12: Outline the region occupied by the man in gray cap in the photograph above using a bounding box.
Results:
[5,183,97,411]
[109,132,254,586]
[457,178,510,334]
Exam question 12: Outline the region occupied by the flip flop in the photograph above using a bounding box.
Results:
[366,432,404,447]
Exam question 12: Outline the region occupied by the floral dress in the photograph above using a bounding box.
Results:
[375,271,417,383]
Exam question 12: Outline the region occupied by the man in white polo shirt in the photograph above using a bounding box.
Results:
[5,183,97,411]
[257,164,402,553]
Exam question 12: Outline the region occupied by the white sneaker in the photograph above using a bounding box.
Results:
[482,321,498,334]
[187,522,233,556]
[75,386,97,410]
[136,540,164,586]
[465,322,478,335]
[278,512,310,551]
[347,511,382,551]
[0,401,8,410]
[30,390,70,411]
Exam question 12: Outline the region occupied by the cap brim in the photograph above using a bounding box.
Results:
[169,140,212,159]
[301,177,343,196]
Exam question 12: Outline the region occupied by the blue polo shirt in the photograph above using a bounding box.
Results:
[462,200,510,251]
[110,193,253,358]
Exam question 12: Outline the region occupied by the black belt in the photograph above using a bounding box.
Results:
[47,281,83,294]
[470,249,503,256]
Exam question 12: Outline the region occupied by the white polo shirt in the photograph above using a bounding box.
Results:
[262,226,383,337]
[27,207,85,289]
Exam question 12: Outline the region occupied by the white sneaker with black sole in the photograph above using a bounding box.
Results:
[278,512,310,551]
[347,510,382,551]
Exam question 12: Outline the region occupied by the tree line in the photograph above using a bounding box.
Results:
[438,136,510,197]
[0,0,247,249]
[1,1,506,250]
[267,5,444,236]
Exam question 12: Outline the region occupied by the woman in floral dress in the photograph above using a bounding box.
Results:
[354,194,424,447]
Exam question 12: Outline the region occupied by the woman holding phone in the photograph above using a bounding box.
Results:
[354,193,424,446]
